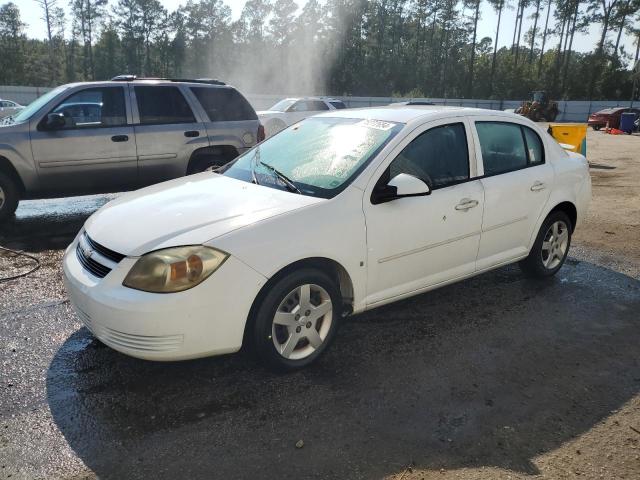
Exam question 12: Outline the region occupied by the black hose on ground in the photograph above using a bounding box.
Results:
[0,244,40,283]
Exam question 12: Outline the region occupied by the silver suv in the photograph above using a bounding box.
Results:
[0,76,263,220]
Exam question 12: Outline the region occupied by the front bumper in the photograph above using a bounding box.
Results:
[62,237,267,361]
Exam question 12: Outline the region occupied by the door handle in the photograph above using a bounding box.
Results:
[530,181,546,192]
[455,198,479,211]
[111,135,129,142]
[184,130,200,138]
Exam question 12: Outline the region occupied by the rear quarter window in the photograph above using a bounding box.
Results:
[191,87,257,122]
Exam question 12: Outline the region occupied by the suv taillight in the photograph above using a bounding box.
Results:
[257,124,265,143]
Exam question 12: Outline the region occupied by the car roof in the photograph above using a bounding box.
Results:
[597,107,627,113]
[313,105,518,123]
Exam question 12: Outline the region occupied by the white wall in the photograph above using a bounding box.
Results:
[2,85,637,123]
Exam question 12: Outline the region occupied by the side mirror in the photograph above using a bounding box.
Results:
[371,173,431,204]
[43,112,66,130]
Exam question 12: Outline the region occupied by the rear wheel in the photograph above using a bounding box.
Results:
[250,268,340,371]
[0,171,19,222]
[592,125,601,131]
[519,211,572,278]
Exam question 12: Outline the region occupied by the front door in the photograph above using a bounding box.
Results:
[131,85,207,187]
[363,119,485,307]
[30,86,137,195]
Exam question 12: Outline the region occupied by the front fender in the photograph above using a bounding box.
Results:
[0,140,38,192]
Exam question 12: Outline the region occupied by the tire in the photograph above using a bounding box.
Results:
[266,119,286,138]
[0,171,19,222]
[592,125,601,131]
[187,155,232,174]
[519,211,572,278]
[250,268,340,372]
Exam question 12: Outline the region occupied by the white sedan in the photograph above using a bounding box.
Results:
[63,106,591,371]
[257,97,347,137]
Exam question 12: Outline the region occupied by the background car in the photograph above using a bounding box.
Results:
[257,97,347,137]
[0,99,24,119]
[0,76,263,221]
[588,107,640,130]
[63,107,591,371]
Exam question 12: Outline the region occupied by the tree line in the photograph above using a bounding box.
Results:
[0,0,639,100]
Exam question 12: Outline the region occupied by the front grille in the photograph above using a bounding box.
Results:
[85,235,125,263]
[75,232,125,279]
[76,245,111,278]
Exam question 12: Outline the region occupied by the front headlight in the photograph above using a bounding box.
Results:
[123,246,228,293]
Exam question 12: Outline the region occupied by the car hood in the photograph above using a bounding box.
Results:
[85,174,324,257]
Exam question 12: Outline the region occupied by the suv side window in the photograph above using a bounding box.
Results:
[135,86,195,125]
[50,87,126,129]
[190,87,257,122]
[329,100,346,109]
[389,122,469,189]
[476,121,544,175]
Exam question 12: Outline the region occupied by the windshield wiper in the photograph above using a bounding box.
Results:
[259,161,301,194]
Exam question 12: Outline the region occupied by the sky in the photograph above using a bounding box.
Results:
[14,0,638,58]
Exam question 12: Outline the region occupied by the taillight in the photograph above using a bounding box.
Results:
[257,124,265,142]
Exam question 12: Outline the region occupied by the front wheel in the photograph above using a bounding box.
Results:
[519,211,572,278]
[250,269,340,371]
[0,171,19,222]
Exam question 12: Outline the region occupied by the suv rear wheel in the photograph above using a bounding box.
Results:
[187,150,237,174]
[0,171,19,221]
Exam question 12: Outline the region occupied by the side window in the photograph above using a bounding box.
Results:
[389,123,469,189]
[190,87,257,122]
[50,87,126,129]
[308,100,329,111]
[289,101,309,112]
[135,86,195,125]
[329,101,346,109]
[523,126,544,165]
[475,122,528,175]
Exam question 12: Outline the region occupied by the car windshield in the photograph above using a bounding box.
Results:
[269,99,296,112]
[222,117,402,198]
[9,85,67,124]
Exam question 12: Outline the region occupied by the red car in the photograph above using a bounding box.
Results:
[588,107,640,130]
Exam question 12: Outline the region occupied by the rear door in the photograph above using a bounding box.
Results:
[472,118,554,270]
[30,85,137,195]
[131,85,208,187]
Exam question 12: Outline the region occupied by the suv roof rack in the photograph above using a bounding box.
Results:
[111,75,226,85]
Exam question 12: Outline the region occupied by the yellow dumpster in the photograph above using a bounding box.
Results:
[547,123,587,157]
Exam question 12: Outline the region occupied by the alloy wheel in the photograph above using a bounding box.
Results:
[541,220,569,269]
[271,283,333,360]
[0,185,5,210]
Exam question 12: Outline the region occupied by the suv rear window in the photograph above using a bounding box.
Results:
[135,86,195,125]
[190,87,257,122]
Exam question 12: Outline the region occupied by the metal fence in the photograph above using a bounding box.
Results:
[2,85,637,123]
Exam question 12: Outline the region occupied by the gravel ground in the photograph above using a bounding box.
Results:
[0,129,639,480]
